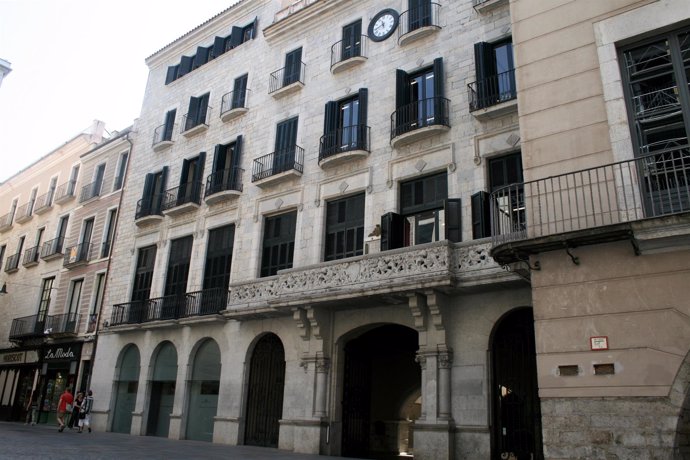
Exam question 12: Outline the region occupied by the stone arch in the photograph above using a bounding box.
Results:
[146,341,178,438]
[185,338,221,442]
[110,344,140,433]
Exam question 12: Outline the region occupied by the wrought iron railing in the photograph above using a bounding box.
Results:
[41,237,65,259]
[205,167,244,197]
[491,146,690,247]
[33,190,54,212]
[63,242,91,266]
[162,182,202,212]
[153,123,174,146]
[252,146,305,182]
[55,180,76,201]
[330,35,368,68]
[398,2,441,39]
[45,313,80,335]
[391,96,450,140]
[320,125,371,161]
[135,194,164,220]
[4,253,20,272]
[22,246,40,266]
[269,62,306,93]
[79,180,102,202]
[181,107,212,133]
[220,89,250,116]
[9,314,46,340]
[15,200,34,221]
[468,69,517,111]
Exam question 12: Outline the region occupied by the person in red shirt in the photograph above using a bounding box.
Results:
[57,387,73,432]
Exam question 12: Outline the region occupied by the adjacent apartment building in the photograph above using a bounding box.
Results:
[88,0,690,459]
[0,122,133,427]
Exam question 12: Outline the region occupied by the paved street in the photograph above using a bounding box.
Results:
[0,421,360,460]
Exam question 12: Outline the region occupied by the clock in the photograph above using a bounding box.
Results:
[368,9,399,42]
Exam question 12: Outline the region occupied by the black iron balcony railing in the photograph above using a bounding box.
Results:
[468,69,517,111]
[269,62,306,93]
[63,242,91,266]
[33,190,54,212]
[252,146,305,182]
[0,211,13,229]
[161,181,202,212]
[15,200,34,221]
[4,253,20,272]
[54,180,76,202]
[491,144,690,247]
[398,2,441,39]
[205,167,244,197]
[153,123,174,146]
[22,246,40,266]
[41,237,65,259]
[391,96,450,140]
[220,89,250,116]
[101,239,113,258]
[319,125,371,161]
[9,314,45,340]
[109,288,228,326]
[330,35,368,69]
[135,194,164,220]
[181,107,212,133]
[79,180,102,202]
[45,313,80,336]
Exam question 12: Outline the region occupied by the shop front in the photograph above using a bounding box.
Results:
[36,342,82,425]
[0,348,40,422]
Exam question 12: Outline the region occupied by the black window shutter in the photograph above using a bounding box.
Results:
[381,212,404,251]
[212,144,222,174]
[142,173,154,200]
[212,36,226,58]
[160,167,169,194]
[471,191,490,239]
[163,109,176,141]
[229,26,244,49]
[358,88,369,127]
[198,93,210,124]
[474,42,493,81]
[323,101,339,153]
[232,135,243,170]
[396,69,410,110]
[433,57,444,97]
[444,199,462,243]
[188,96,200,124]
[179,56,194,77]
[194,46,210,68]
[195,152,206,185]
[232,74,248,108]
[251,17,258,39]
[180,159,191,186]
[165,65,178,85]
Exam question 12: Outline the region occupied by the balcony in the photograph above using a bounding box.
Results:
[33,190,54,214]
[63,242,91,268]
[252,146,304,187]
[468,69,517,119]
[180,108,211,138]
[398,2,441,46]
[319,125,371,167]
[54,180,76,204]
[79,181,102,203]
[269,62,306,98]
[330,36,368,74]
[135,195,164,226]
[473,0,509,12]
[220,90,250,122]
[0,211,13,232]
[4,253,20,273]
[490,145,690,264]
[390,96,450,148]
[40,237,65,261]
[204,167,243,206]
[9,313,80,342]
[161,182,202,217]
[109,288,228,327]
[14,200,34,224]
[152,123,175,152]
[22,246,40,267]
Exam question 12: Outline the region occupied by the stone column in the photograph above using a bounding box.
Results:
[437,348,453,421]
[314,357,330,418]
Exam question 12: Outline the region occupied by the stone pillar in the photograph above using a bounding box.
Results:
[438,348,453,421]
[314,357,330,418]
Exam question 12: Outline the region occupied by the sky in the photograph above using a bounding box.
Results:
[0,0,239,182]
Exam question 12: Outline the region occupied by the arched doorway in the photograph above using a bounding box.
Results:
[244,333,285,447]
[491,308,543,460]
[146,342,177,437]
[111,345,140,433]
[340,324,420,459]
[186,339,221,442]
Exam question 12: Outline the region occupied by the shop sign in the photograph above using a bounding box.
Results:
[1,351,25,364]
[43,343,82,362]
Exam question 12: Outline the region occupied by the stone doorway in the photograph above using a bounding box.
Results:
[146,342,177,438]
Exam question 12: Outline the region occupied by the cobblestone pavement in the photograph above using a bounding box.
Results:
[0,421,361,460]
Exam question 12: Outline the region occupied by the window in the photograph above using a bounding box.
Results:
[204,225,235,291]
[471,39,516,110]
[393,58,447,137]
[408,0,432,31]
[48,176,57,205]
[487,152,525,235]
[273,117,299,175]
[70,164,80,185]
[16,236,25,259]
[164,236,193,297]
[101,208,117,258]
[9,198,17,221]
[157,110,176,144]
[381,172,461,250]
[114,151,128,191]
[620,28,690,214]
[93,163,106,197]
[341,20,362,60]
[131,245,156,302]
[57,214,69,245]
[322,89,369,159]
[284,47,303,87]
[232,74,249,109]
[138,167,168,218]
[174,153,206,207]
[325,193,365,261]
[0,245,5,268]
[28,187,38,215]
[67,279,83,316]
[89,273,106,332]
[261,211,297,277]
[208,136,243,195]
[37,277,55,322]
[184,93,210,131]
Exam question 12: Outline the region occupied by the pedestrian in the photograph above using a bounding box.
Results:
[78,390,94,433]
[24,390,36,425]
[68,392,84,430]
[57,387,73,432]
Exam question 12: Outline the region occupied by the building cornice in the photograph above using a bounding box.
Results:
[263,0,345,43]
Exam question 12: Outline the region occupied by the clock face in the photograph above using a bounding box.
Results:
[368,9,399,42]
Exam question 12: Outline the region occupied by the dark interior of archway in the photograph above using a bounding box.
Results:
[342,324,420,459]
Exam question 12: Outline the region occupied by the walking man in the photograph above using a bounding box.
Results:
[57,387,73,432]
